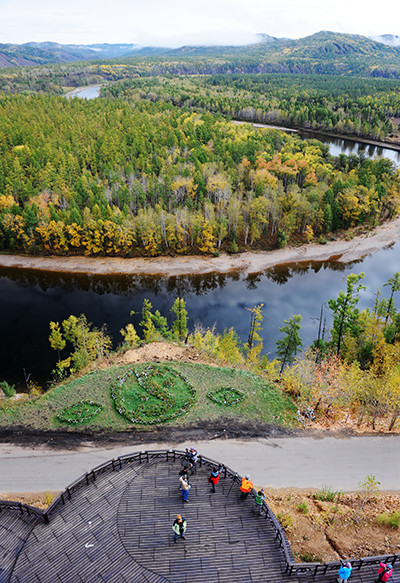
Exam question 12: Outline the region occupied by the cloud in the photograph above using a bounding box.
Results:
[0,0,400,45]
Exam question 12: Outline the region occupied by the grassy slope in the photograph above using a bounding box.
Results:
[0,362,296,432]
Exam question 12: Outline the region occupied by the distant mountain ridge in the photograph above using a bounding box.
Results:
[1,32,400,78]
[0,41,170,67]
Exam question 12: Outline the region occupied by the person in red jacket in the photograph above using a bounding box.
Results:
[208,465,223,493]
[376,562,393,582]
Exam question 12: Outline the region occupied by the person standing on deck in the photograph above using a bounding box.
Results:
[376,563,393,582]
[337,561,352,583]
[179,475,190,503]
[253,489,266,514]
[239,474,253,501]
[186,447,198,473]
[208,465,223,493]
[172,515,187,543]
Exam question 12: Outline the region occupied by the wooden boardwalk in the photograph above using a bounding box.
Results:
[1,453,399,583]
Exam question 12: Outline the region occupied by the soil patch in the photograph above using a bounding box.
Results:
[264,488,400,562]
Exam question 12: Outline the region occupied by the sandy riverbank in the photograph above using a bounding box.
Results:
[0,218,399,277]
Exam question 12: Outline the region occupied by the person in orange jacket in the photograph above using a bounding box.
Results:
[239,474,253,501]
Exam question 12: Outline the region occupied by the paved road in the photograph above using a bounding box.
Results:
[0,435,399,493]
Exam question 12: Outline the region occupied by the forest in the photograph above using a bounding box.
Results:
[0,92,399,257]
[102,73,400,141]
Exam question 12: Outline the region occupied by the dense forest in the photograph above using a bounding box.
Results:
[0,93,399,257]
[102,74,400,141]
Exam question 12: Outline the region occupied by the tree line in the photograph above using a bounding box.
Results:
[0,94,399,257]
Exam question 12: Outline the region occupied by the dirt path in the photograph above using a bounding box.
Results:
[0,218,399,276]
[1,435,400,493]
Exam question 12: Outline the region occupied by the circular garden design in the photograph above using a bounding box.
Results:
[111,364,196,424]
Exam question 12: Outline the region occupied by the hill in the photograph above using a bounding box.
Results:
[0,353,297,439]
[0,41,170,67]
[2,32,400,78]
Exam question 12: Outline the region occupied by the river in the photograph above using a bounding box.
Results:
[1,241,399,390]
[1,87,400,390]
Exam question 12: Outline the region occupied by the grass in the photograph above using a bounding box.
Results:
[0,361,297,432]
[376,512,400,529]
[313,485,342,503]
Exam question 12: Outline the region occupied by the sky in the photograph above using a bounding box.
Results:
[1,0,400,46]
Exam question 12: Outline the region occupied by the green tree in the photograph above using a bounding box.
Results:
[49,321,66,361]
[120,311,141,349]
[139,299,170,341]
[383,272,400,325]
[244,303,264,365]
[328,273,366,356]
[171,297,188,340]
[51,314,112,373]
[276,314,303,373]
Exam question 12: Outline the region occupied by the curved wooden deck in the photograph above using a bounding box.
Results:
[0,450,398,583]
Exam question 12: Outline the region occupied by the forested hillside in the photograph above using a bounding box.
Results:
[0,94,399,257]
[2,32,400,78]
[103,74,400,141]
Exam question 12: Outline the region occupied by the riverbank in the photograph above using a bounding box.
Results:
[1,218,399,276]
[234,119,400,152]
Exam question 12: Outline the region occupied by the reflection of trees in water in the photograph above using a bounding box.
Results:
[0,267,233,297]
[264,266,292,285]
[244,273,262,289]
[0,255,363,298]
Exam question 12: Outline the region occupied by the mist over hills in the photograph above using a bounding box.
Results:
[1,31,400,78]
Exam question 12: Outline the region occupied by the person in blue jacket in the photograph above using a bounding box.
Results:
[337,561,352,582]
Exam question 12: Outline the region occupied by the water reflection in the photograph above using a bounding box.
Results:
[1,242,399,390]
[301,130,400,167]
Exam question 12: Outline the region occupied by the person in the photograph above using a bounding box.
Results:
[208,465,223,493]
[186,447,198,473]
[337,561,352,583]
[179,466,190,484]
[172,514,187,543]
[179,475,190,503]
[376,562,393,582]
[240,474,253,501]
[253,489,266,514]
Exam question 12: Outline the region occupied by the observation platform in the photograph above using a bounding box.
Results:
[0,450,398,583]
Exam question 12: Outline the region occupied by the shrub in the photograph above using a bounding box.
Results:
[377,512,400,529]
[298,501,309,514]
[313,485,342,502]
[300,552,322,563]
[277,511,294,532]
[0,380,16,398]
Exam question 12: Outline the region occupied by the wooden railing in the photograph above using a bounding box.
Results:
[0,448,399,576]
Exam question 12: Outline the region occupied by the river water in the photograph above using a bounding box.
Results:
[1,86,400,390]
[1,242,399,390]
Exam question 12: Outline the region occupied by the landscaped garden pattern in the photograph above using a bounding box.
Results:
[207,387,246,406]
[56,400,103,424]
[110,364,196,424]
[0,358,297,431]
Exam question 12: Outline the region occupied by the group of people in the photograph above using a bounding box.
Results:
[337,560,393,582]
[173,448,267,543]
[172,450,394,583]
